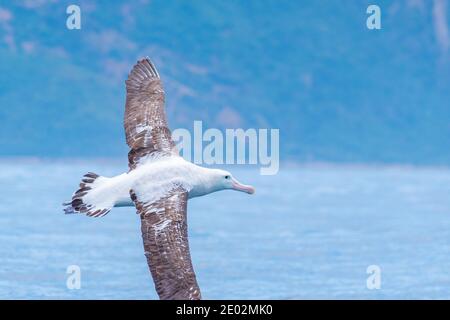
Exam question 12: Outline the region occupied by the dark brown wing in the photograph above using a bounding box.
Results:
[130,187,201,300]
[125,58,176,170]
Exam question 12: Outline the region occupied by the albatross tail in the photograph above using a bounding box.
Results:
[63,172,114,217]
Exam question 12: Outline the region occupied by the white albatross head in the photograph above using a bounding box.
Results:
[206,169,255,195]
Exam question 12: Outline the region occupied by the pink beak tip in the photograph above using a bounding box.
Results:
[233,181,255,195]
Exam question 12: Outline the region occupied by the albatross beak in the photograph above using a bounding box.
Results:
[231,178,255,194]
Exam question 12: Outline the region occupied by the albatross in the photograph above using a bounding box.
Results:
[63,57,255,300]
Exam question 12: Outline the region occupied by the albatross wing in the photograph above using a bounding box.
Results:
[126,58,200,300]
[125,58,177,170]
[130,186,201,300]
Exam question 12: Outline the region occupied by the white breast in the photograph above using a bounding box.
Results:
[109,156,207,209]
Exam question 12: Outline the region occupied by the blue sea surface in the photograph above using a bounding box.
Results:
[1,159,450,299]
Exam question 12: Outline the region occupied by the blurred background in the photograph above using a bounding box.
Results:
[1,0,450,299]
[1,0,449,163]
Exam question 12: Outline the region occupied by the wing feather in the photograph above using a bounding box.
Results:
[130,186,201,300]
[124,58,176,170]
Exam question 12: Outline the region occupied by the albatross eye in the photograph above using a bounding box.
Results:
[225,175,231,180]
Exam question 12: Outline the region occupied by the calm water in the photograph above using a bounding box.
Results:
[1,159,450,299]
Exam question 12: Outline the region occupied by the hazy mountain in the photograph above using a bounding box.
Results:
[0,0,449,164]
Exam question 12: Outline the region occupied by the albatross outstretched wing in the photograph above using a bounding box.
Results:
[130,186,201,300]
[125,58,177,170]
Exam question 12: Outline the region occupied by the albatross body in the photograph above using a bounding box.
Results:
[63,58,254,300]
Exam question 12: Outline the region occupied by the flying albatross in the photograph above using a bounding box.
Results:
[63,57,255,300]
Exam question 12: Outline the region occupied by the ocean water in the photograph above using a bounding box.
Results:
[1,159,450,299]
